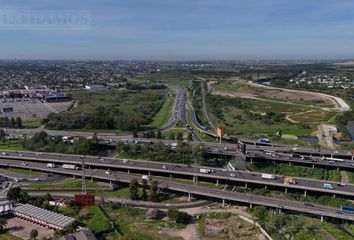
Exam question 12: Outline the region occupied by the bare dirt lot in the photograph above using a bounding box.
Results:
[7,217,54,239]
[0,100,72,120]
[213,79,335,107]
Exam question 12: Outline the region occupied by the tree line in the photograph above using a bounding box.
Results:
[117,141,210,165]
[0,116,22,128]
[21,131,100,155]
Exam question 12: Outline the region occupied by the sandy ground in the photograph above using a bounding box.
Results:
[0,101,72,120]
[7,217,54,239]
[164,223,200,240]
[213,77,350,112]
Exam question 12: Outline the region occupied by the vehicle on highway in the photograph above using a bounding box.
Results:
[142,175,151,181]
[21,162,28,166]
[230,173,236,177]
[261,173,276,180]
[162,165,167,169]
[122,159,129,163]
[62,164,79,170]
[105,171,111,175]
[323,183,334,189]
[199,168,214,174]
[337,183,346,187]
[18,153,23,157]
[1,152,8,156]
[340,206,354,214]
[47,163,55,168]
[258,138,270,143]
[322,157,344,162]
[304,202,314,207]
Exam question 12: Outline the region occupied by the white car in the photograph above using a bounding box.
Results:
[1,152,8,156]
[105,171,111,175]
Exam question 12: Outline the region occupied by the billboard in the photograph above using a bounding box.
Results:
[3,107,13,114]
[216,127,222,137]
[75,194,95,206]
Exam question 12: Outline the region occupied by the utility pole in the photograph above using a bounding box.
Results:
[81,159,87,194]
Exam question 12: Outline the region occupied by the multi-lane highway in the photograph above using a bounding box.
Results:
[1,150,354,198]
[1,158,353,221]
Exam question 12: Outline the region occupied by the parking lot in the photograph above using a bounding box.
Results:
[0,99,72,120]
[7,217,54,239]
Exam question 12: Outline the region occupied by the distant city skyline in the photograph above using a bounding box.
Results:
[1,0,354,60]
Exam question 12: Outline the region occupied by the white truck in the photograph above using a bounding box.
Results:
[200,168,213,174]
[62,164,79,170]
[171,142,178,150]
[47,163,55,168]
[261,173,276,180]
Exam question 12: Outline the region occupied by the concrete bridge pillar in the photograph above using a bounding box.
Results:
[278,208,281,213]
[264,185,267,190]
[170,173,173,180]
[250,158,253,163]
[91,177,93,182]
[29,169,32,172]
[73,175,75,179]
[320,216,324,222]
[148,171,151,176]
[222,199,225,207]
[285,187,288,194]
[337,167,339,172]
[88,166,91,170]
[304,190,307,197]
[289,162,292,166]
[188,193,192,201]
[333,194,336,198]
[245,182,248,188]
[312,164,315,169]
[250,203,253,208]
[127,169,130,174]
[216,179,219,186]
[109,180,112,186]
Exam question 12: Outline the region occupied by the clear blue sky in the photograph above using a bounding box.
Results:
[1,0,354,60]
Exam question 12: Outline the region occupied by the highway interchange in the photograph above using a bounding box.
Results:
[1,86,354,222]
[1,158,354,221]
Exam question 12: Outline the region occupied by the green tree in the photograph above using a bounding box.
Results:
[129,179,139,200]
[149,181,159,201]
[29,229,38,239]
[0,129,5,143]
[187,132,193,141]
[168,132,175,140]
[15,117,22,128]
[141,179,148,201]
[10,117,16,128]
[7,187,22,202]
[176,132,183,141]
[0,218,7,232]
[156,130,162,139]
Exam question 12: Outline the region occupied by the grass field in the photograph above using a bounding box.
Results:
[206,94,326,138]
[249,161,341,181]
[24,179,102,189]
[22,119,42,128]
[0,233,23,240]
[0,141,24,151]
[64,205,180,239]
[70,89,165,114]
[133,71,194,87]
[7,168,45,177]
[143,93,173,129]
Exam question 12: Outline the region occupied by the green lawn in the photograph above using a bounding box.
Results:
[22,119,42,128]
[0,233,23,240]
[143,93,173,129]
[101,187,130,199]
[0,141,25,151]
[7,168,45,177]
[249,161,341,182]
[24,179,102,189]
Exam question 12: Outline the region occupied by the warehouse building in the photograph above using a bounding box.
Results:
[44,92,71,102]
[13,204,75,230]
